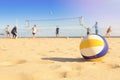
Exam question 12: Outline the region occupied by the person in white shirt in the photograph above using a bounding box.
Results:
[5,25,11,38]
[32,24,38,38]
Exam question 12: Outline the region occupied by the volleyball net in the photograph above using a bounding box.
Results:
[0,16,87,38]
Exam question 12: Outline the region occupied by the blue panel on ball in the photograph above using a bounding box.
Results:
[95,35,108,57]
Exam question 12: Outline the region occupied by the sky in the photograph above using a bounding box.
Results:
[0,0,120,36]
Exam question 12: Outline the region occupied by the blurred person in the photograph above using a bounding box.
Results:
[32,24,38,38]
[56,26,59,37]
[86,27,90,36]
[93,21,99,35]
[106,26,112,38]
[5,25,10,38]
[11,26,17,39]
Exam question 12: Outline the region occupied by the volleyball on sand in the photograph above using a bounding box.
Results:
[80,34,108,61]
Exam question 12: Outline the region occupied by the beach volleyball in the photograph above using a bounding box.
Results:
[80,35,108,60]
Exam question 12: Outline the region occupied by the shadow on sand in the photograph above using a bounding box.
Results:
[42,57,86,62]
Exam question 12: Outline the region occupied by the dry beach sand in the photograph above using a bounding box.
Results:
[0,38,120,80]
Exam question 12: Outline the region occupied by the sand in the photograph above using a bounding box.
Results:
[0,38,120,80]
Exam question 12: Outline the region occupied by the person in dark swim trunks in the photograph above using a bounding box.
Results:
[11,26,17,39]
[56,26,59,37]
[87,27,90,36]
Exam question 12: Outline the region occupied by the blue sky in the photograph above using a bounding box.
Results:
[0,0,120,36]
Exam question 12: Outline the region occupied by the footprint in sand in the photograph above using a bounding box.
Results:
[52,65,81,78]
[32,71,62,80]
[49,64,61,70]
[48,50,55,53]
[108,64,120,69]
[0,72,32,80]
[59,71,81,78]
[0,60,26,66]
[0,46,8,51]
[35,60,54,64]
